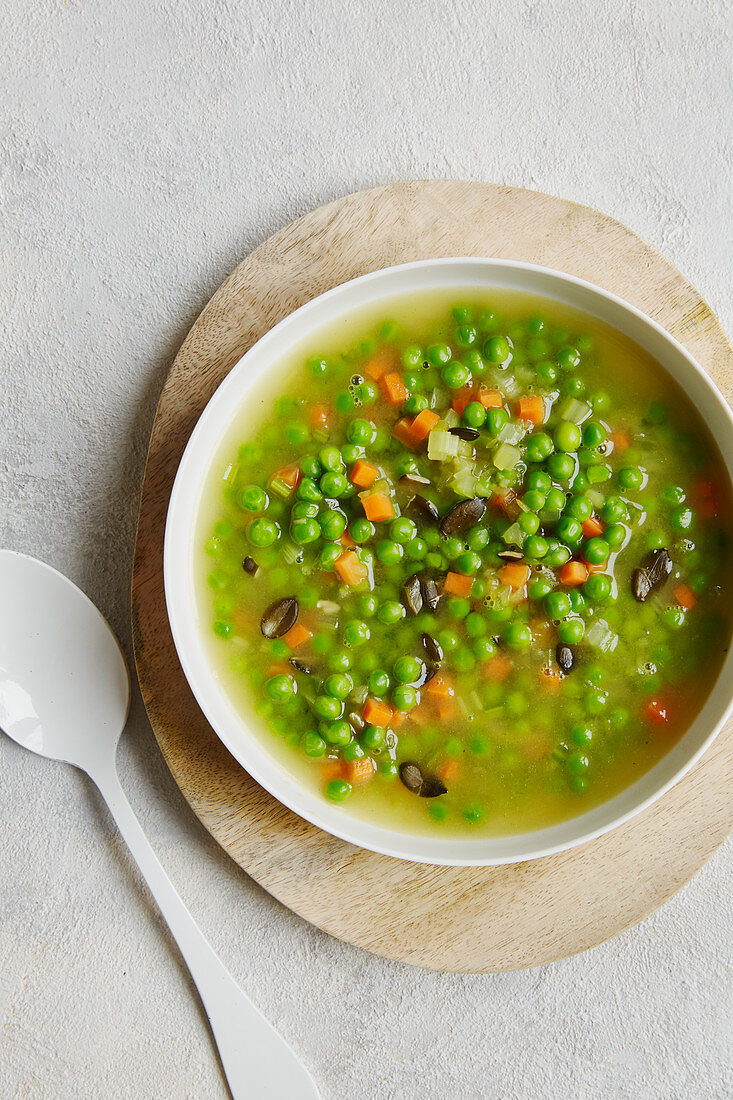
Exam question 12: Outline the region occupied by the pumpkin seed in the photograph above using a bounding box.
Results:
[439,497,487,538]
[402,574,424,616]
[260,596,298,638]
[398,761,448,798]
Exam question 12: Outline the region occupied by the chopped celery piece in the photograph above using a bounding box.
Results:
[557,396,592,423]
[586,619,618,651]
[444,408,460,428]
[493,442,521,470]
[450,465,477,498]
[428,429,461,461]
[497,421,526,445]
[223,463,239,484]
[502,522,526,546]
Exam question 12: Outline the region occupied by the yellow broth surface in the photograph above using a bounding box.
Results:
[195,291,732,836]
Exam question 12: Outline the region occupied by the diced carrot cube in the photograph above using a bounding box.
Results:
[334,549,368,586]
[363,697,393,727]
[321,760,345,782]
[392,418,419,449]
[694,479,715,501]
[268,662,292,677]
[582,516,604,538]
[309,405,330,429]
[273,464,301,490]
[452,387,476,416]
[282,622,312,650]
[517,395,545,425]
[484,654,512,681]
[442,571,474,597]
[407,705,430,726]
[350,459,380,488]
[499,562,531,590]
[379,372,408,405]
[364,349,397,379]
[539,667,564,693]
[583,560,606,575]
[390,708,407,727]
[362,492,395,522]
[491,487,519,516]
[478,388,504,409]
[610,430,632,453]
[425,673,454,698]
[436,758,459,782]
[437,697,458,721]
[344,757,376,785]
[559,560,588,586]
[674,584,696,610]
[409,409,440,441]
[645,697,671,728]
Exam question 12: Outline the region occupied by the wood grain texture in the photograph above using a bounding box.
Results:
[131,181,733,973]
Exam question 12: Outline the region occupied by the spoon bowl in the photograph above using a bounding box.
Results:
[0,549,319,1100]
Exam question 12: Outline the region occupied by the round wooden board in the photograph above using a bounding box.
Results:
[132,181,733,972]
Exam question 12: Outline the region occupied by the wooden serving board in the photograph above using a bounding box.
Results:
[131,181,733,972]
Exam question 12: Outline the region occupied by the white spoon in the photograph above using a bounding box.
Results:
[0,549,319,1100]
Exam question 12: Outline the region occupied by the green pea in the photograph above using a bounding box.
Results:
[292,500,319,520]
[344,620,370,647]
[472,636,497,660]
[547,453,576,480]
[405,394,429,414]
[391,517,417,544]
[558,618,585,644]
[565,495,592,521]
[442,361,470,389]
[319,510,347,541]
[358,594,378,618]
[557,346,581,371]
[437,628,460,652]
[609,707,629,728]
[303,731,327,758]
[604,523,626,549]
[314,693,344,721]
[584,537,610,564]
[347,418,375,446]
[504,622,532,649]
[452,645,476,672]
[671,506,694,531]
[645,400,667,425]
[361,725,386,751]
[318,543,341,570]
[459,400,484,429]
[555,421,582,453]
[392,684,417,711]
[320,471,349,498]
[584,573,611,600]
[467,526,489,552]
[528,576,553,599]
[526,432,554,463]
[562,377,585,397]
[327,651,352,673]
[265,674,295,703]
[536,360,557,383]
[323,720,352,746]
[426,343,452,366]
[660,484,686,507]
[567,590,585,613]
[518,511,540,535]
[527,470,552,494]
[601,497,628,524]
[567,752,590,775]
[325,779,351,802]
[291,517,321,545]
[485,407,509,435]
[455,551,482,574]
[358,380,378,405]
[663,606,686,630]
[307,356,329,378]
[366,670,390,697]
[545,541,572,567]
[213,620,232,639]
[618,466,644,490]
[377,600,404,625]
[347,519,373,545]
[376,539,403,565]
[394,655,423,683]
[484,336,511,363]
[462,611,485,639]
[584,690,607,715]
[571,725,593,746]
[325,674,352,700]
[454,324,478,349]
[240,485,268,512]
[405,537,428,560]
[582,421,606,447]
[545,591,572,619]
[296,477,323,504]
[556,516,583,545]
[248,518,280,547]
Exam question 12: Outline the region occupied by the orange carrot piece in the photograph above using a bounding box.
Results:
[425,673,454,698]
[517,395,545,425]
[610,430,632,453]
[362,492,395,522]
[338,532,356,549]
[267,662,292,677]
[379,371,408,405]
[559,560,588,586]
[321,760,345,782]
[694,479,715,501]
[539,667,564,693]
[282,622,312,650]
[344,757,376,785]
[491,487,518,516]
[583,560,606,575]
[499,562,531,589]
[364,348,396,380]
[409,409,440,441]
[437,696,459,721]
[645,697,670,727]
[436,758,459,783]
[484,654,512,681]
[392,418,419,449]
[309,405,330,429]
[452,387,476,416]
[334,549,368,586]
[350,459,379,488]
[582,516,604,538]
[478,388,504,409]
[363,697,393,727]
[442,571,474,597]
[674,583,696,610]
[273,464,301,490]
[389,708,407,727]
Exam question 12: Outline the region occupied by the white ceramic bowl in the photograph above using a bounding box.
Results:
[165,259,733,865]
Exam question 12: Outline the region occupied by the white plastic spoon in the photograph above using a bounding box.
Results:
[0,549,319,1100]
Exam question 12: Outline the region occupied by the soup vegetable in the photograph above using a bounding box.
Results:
[197,293,731,836]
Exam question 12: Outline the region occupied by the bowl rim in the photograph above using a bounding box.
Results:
[164,256,733,866]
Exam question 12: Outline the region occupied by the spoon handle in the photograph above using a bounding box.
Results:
[96,766,319,1100]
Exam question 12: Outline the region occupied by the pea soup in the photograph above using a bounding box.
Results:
[196,292,732,836]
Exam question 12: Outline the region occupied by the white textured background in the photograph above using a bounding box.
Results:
[1,1,732,1097]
